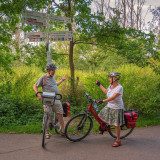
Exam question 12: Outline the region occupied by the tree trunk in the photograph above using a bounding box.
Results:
[69,40,75,92]
[101,0,105,25]
[122,0,126,28]
[159,11,160,32]
[130,0,134,28]
[136,0,139,30]
[68,0,75,94]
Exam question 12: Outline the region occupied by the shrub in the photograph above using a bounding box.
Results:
[0,64,159,126]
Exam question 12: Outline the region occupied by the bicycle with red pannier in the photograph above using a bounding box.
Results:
[36,92,70,148]
[65,92,138,142]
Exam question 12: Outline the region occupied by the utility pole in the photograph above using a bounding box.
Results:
[16,23,21,49]
[46,4,51,64]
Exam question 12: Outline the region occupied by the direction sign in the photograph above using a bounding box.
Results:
[25,31,73,42]
[50,31,73,41]
[22,10,46,19]
[22,10,46,21]
[49,15,71,23]
[50,31,73,36]
[29,38,45,42]
[22,10,71,25]
[25,32,46,39]
[23,17,46,26]
[22,10,47,26]
[50,36,72,41]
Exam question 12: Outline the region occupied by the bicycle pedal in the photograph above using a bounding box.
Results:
[99,130,104,134]
[49,123,53,130]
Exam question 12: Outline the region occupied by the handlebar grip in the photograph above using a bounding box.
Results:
[55,94,62,100]
[36,91,42,97]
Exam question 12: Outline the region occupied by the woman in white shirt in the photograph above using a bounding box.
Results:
[96,72,125,147]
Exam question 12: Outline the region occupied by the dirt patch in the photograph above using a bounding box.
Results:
[63,117,72,125]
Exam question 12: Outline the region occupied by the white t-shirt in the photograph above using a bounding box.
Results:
[106,84,124,109]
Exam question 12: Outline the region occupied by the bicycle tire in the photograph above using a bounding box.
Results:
[108,124,134,139]
[65,113,93,142]
[42,114,48,148]
[54,114,62,134]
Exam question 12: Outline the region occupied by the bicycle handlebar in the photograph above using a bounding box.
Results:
[55,94,62,100]
[36,91,62,100]
[36,91,42,97]
[84,92,96,104]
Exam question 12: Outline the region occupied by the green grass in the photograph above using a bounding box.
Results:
[0,123,42,134]
[136,114,160,127]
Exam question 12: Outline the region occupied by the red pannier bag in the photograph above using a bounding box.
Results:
[124,109,138,128]
[62,102,70,117]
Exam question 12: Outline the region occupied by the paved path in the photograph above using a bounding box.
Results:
[0,125,160,160]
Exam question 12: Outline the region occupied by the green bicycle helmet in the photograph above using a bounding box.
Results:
[46,63,57,70]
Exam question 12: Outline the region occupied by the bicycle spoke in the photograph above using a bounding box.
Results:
[108,125,134,139]
[42,114,48,148]
[65,114,93,142]
[54,113,62,134]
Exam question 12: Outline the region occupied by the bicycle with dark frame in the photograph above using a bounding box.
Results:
[36,92,62,148]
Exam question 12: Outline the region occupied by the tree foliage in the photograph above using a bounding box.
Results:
[0,0,160,127]
[0,0,48,72]
[0,0,159,75]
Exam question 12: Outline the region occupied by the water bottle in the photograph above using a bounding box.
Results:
[94,103,99,112]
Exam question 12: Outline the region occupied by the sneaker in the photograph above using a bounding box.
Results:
[45,134,50,139]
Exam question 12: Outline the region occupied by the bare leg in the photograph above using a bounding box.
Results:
[57,113,65,133]
[112,126,121,147]
[115,126,121,142]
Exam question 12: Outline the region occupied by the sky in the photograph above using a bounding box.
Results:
[108,0,160,29]
[145,0,160,7]
[143,0,160,27]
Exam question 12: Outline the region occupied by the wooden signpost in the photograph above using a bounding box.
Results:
[22,10,73,63]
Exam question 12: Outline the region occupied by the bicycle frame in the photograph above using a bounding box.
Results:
[88,103,110,131]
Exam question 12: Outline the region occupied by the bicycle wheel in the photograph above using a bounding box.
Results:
[65,113,93,142]
[42,114,48,148]
[54,113,62,134]
[108,124,134,139]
